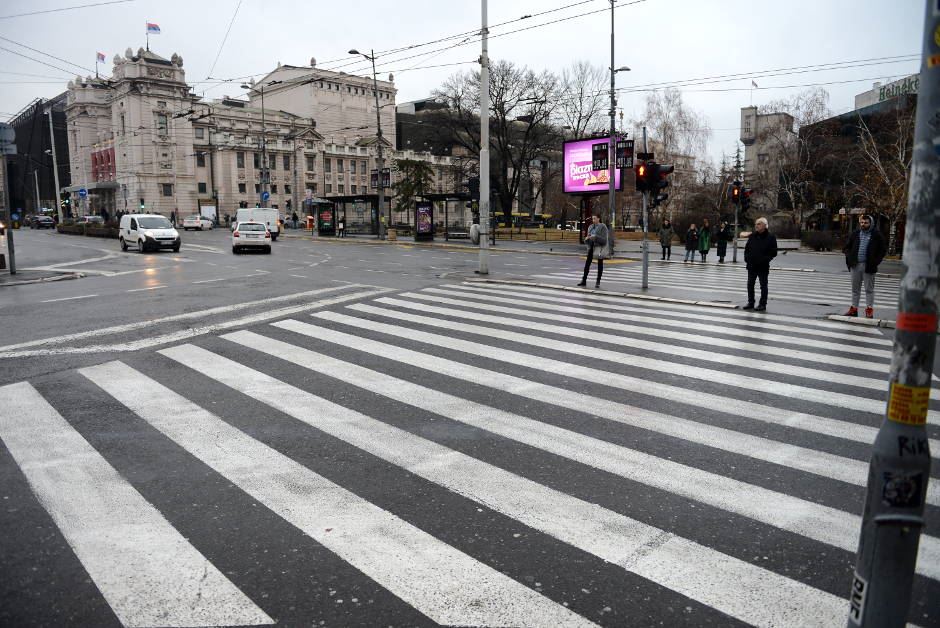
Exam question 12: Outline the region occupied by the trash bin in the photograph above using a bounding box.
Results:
[306,215,315,231]
[387,228,397,241]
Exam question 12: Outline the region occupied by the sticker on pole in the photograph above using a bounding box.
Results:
[848,572,867,626]
[887,382,930,425]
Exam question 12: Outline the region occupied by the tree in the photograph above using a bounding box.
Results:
[754,88,831,221]
[391,158,434,223]
[555,61,608,138]
[430,60,562,223]
[850,99,915,254]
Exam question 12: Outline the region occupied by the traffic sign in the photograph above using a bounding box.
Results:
[261,191,270,202]
[78,188,88,198]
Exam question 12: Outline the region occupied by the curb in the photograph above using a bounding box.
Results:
[278,233,586,257]
[0,272,85,287]
[827,314,897,329]
[465,278,738,310]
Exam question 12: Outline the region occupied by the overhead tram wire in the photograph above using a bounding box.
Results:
[0,0,134,20]
[203,0,244,92]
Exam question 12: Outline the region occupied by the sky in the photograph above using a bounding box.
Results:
[0,0,925,164]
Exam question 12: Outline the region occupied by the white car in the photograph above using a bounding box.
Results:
[232,221,271,254]
[119,214,180,253]
[182,215,213,230]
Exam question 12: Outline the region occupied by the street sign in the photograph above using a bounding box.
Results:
[261,191,270,202]
[616,139,635,168]
[78,188,88,198]
[637,152,654,160]
[591,142,608,171]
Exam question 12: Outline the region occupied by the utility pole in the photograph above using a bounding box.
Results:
[46,106,63,223]
[261,84,268,209]
[34,170,41,213]
[477,0,490,274]
[607,0,616,234]
[641,126,649,289]
[847,2,935,626]
[1,154,15,274]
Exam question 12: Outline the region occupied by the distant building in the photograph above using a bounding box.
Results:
[5,93,70,214]
[853,74,918,110]
[739,106,796,213]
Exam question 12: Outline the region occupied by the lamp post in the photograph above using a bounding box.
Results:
[608,1,630,234]
[349,48,387,239]
[44,108,63,223]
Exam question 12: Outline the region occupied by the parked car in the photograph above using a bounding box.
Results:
[76,215,105,225]
[119,214,180,252]
[231,221,271,254]
[29,215,55,229]
[182,214,213,230]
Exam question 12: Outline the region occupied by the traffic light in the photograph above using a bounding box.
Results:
[635,161,650,192]
[467,177,480,200]
[742,188,753,210]
[652,163,674,195]
[729,181,741,205]
[139,198,145,210]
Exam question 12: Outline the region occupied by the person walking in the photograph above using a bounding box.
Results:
[842,214,886,318]
[577,214,609,288]
[698,218,712,263]
[291,211,299,230]
[684,223,699,263]
[658,219,675,260]
[169,209,177,227]
[337,215,346,237]
[742,217,778,311]
[716,221,732,263]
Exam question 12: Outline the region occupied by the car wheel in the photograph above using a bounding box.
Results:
[137,239,145,253]
[120,238,128,251]
[232,246,238,254]
[265,246,272,254]
[172,244,180,252]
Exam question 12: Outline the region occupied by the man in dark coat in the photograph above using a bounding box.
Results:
[742,217,778,311]
[842,214,886,318]
[716,221,732,263]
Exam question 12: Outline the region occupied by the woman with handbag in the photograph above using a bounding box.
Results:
[578,214,609,288]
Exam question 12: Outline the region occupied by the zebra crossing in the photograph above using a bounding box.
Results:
[533,260,903,309]
[1,281,937,627]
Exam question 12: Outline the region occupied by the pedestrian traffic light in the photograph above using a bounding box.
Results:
[652,163,674,194]
[139,198,145,210]
[742,188,753,210]
[730,181,741,205]
[635,161,650,192]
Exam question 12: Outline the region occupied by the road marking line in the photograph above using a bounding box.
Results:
[221,329,850,626]
[302,315,940,582]
[40,294,98,303]
[289,274,307,279]
[192,277,227,284]
[0,382,274,628]
[126,285,166,292]
[88,360,591,628]
[0,285,367,355]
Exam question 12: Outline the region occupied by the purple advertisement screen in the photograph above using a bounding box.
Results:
[563,138,623,194]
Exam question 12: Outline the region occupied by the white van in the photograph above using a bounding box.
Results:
[235,208,280,241]
[119,214,181,252]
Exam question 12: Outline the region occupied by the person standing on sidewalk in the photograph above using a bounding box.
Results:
[716,221,732,263]
[742,217,778,311]
[842,214,886,318]
[684,223,699,263]
[658,219,675,260]
[170,209,177,227]
[698,218,712,263]
[578,214,609,288]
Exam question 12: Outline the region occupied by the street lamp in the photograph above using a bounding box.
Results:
[609,62,630,234]
[349,48,387,240]
[241,80,280,209]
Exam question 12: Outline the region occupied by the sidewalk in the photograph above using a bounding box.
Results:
[0,269,83,287]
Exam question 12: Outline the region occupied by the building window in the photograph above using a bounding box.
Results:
[305,155,315,171]
[195,127,205,139]
[325,183,332,193]
[198,182,207,194]
[284,184,291,194]
[360,160,367,174]
[253,152,261,169]
[337,158,344,171]
[238,183,246,193]
[120,114,125,134]
[283,155,290,170]
[349,161,356,175]
[157,100,167,108]
[162,183,173,197]
[255,184,260,193]
[338,184,345,194]
[305,140,314,149]
[351,185,357,194]
[236,151,245,168]
[156,113,168,134]
[196,153,206,167]
[271,185,278,194]
[324,159,331,173]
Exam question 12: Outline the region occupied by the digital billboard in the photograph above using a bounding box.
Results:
[563,137,623,194]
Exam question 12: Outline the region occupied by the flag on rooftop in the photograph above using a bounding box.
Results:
[146,22,160,34]
[96,52,106,63]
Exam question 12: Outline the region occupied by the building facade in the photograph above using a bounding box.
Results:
[6,94,70,214]
[739,106,796,212]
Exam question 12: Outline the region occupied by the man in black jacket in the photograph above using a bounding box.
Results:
[842,214,886,318]
[742,217,778,311]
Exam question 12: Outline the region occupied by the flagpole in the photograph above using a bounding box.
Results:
[146,22,149,51]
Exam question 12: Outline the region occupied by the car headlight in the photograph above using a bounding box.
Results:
[144,230,155,237]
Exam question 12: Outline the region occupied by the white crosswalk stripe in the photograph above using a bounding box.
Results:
[2,281,937,627]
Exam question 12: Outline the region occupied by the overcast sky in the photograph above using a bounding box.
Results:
[0,0,924,163]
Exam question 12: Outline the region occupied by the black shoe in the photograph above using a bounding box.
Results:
[594,283,600,289]
[741,303,755,310]
[576,281,586,287]
[755,304,766,311]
